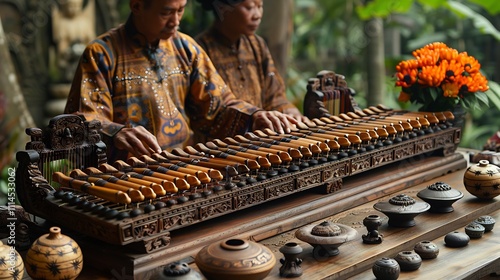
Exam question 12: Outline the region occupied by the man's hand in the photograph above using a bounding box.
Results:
[284,107,313,125]
[113,126,162,157]
[252,110,298,134]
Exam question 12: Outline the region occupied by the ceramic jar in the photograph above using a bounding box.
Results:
[295,221,357,259]
[373,194,430,227]
[394,250,422,271]
[25,227,83,280]
[475,215,496,232]
[444,231,470,248]
[279,242,303,278]
[465,222,485,239]
[413,240,439,259]
[463,160,500,200]
[416,181,463,213]
[151,261,202,280]
[372,257,400,280]
[362,215,383,244]
[195,238,276,280]
[0,241,24,280]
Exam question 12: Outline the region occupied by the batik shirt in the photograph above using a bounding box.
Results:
[65,17,259,161]
[195,28,296,112]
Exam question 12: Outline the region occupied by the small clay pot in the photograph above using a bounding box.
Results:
[444,231,470,248]
[295,221,357,259]
[0,241,24,280]
[372,257,400,280]
[475,215,496,232]
[25,227,83,280]
[279,242,303,278]
[463,160,500,200]
[362,215,383,244]
[416,181,463,213]
[152,262,202,280]
[413,240,439,259]
[373,194,430,227]
[465,222,485,239]
[195,238,276,280]
[394,251,422,271]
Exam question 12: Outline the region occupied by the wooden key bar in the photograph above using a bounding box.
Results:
[85,166,167,197]
[69,169,145,202]
[98,163,178,194]
[52,172,132,204]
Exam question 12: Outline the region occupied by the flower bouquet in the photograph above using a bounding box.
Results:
[395,42,489,112]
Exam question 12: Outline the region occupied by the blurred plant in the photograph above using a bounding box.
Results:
[395,42,489,112]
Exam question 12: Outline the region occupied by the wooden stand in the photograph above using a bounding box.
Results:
[76,152,467,279]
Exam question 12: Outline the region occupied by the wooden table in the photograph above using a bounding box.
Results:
[258,170,500,279]
[18,150,500,279]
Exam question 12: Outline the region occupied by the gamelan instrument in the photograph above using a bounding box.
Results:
[16,109,461,253]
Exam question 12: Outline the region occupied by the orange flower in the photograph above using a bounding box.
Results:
[442,82,460,98]
[395,42,489,111]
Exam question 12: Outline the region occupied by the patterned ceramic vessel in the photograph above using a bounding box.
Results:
[474,215,496,232]
[373,194,430,227]
[151,261,203,280]
[416,181,463,213]
[394,250,422,271]
[413,240,439,259]
[279,242,303,278]
[25,227,83,280]
[465,222,485,239]
[195,238,276,280]
[0,241,24,280]
[295,221,357,259]
[463,160,500,200]
[372,257,400,280]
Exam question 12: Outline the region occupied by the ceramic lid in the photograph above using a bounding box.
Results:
[295,221,357,245]
[416,181,464,201]
[373,194,430,214]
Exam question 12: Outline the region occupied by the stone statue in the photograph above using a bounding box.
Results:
[47,0,95,121]
[52,0,95,82]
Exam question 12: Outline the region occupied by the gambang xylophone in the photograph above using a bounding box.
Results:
[15,107,462,253]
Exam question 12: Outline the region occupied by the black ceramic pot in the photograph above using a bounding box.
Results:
[394,251,422,271]
[465,222,485,239]
[444,232,470,248]
[414,240,439,259]
[416,181,463,213]
[475,215,496,232]
[372,257,400,280]
[373,194,430,227]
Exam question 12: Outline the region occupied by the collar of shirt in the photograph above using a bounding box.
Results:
[124,14,160,51]
[207,25,242,52]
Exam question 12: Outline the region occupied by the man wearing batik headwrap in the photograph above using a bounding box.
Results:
[65,0,299,161]
[195,0,309,123]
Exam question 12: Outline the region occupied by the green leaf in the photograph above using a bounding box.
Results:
[468,0,500,15]
[355,0,413,20]
[475,91,489,107]
[429,87,439,101]
[417,0,448,9]
[446,1,500,40]
[485,81,500,110]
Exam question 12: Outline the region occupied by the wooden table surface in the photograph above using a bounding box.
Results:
[246,166,500,280]
[18,150,500,279]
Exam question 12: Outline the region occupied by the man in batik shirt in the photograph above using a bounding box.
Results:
[65,0,297,161]
[195,0,309,123]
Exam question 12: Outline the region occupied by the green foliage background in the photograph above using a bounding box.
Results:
[171,0,500,150]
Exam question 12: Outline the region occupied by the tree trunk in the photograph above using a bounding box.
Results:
[365,17,386,106]
[258,0,294,79]
[0,17,35,169]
